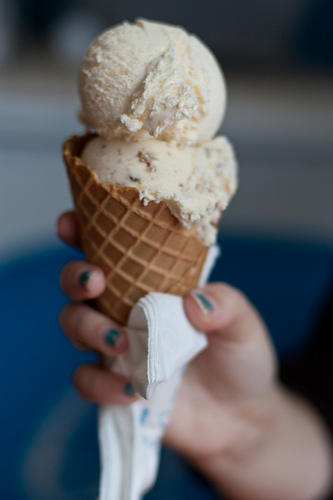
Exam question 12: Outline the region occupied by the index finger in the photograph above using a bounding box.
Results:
[57,210,82,249]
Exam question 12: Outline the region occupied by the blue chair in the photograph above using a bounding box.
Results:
[1,237,332,499]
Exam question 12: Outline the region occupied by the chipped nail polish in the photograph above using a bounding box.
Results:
[105,328,121,347]
[191,291,214,314]
[79,270,93,288]
[124,382,134,396]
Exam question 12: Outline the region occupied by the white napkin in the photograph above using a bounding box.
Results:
[98,245,220,500]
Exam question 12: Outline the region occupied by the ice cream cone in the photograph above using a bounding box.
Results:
[63,134,210,325]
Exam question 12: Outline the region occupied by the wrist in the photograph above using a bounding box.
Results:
[189,384,279,470]
[189,384,333,500]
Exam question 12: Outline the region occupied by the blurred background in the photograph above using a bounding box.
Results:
[1,1,332,499]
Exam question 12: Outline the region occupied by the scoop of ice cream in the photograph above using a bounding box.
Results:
[81,135,237,244]
[79,19,226,146]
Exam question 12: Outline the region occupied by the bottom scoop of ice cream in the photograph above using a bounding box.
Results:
[81,135,237,245]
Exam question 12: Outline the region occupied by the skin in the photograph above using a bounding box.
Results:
[57,211,333,500]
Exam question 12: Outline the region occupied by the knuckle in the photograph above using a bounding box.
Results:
[73,365,95,399]
[59,262,76,294]
[210,282,248,309]
[72,366,87,397]
[59,303,85,338]
[58,303,72,331]
[72,305,86,332]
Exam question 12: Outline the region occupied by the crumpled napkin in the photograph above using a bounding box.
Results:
[98,245,220,500]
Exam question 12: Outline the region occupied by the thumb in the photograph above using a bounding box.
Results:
[184,283,277,397]
[184,283,268,344]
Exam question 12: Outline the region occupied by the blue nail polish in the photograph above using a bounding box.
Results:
[124,382,134,396]
[105,329,120,347]
[79,270,91,288]
[192,292,214,313]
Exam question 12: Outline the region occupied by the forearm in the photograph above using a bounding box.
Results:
[192,386,333,500]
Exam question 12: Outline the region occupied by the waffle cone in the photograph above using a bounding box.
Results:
[63,134,209,325]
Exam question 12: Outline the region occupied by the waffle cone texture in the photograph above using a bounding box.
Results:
[63,134,210,325]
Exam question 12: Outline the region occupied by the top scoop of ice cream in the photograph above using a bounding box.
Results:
[79,19,226,146]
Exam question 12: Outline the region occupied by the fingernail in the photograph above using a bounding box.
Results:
[190,291,215,315]
[79,270,95,289]
[105,328,122,347]
[124,382,135,397]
